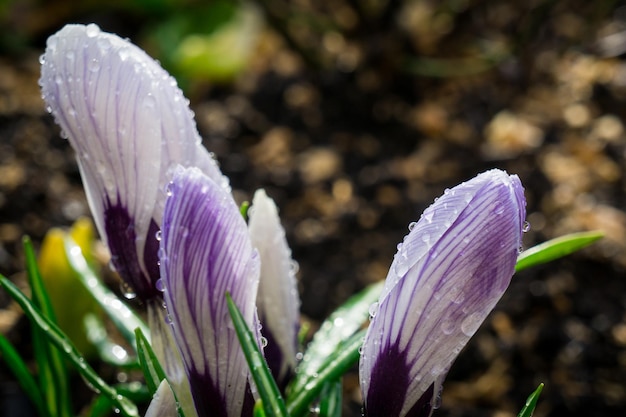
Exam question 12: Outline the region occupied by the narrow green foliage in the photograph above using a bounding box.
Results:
[240,200,250,219]
[135,327,167,395]
[226,292,288,417]
[135,328,187,417]
[84,314,137,367]
[0,332,48,417]
[253,401,267,417]
[287,330,365,417]
[0,276,139,417]
[516,231,603,272]
[319,380,342,417]
[23,236,72,417]
[517,383,544,417]
[291,282,382,395]
[64,237,150,347]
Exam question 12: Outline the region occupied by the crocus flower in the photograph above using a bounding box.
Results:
[359,169,526,417]
[248,189,300,389]
[39,23,228,302]
[159,166,261,417]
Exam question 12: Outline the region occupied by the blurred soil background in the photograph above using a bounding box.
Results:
[1,0,626,416]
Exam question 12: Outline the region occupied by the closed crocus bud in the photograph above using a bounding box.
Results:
[248,189,300,390]
[359,169,526,417]
[39,24,228,301]
[159,166,260,417]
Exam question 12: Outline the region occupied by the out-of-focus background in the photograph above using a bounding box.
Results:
[1,0,626,416]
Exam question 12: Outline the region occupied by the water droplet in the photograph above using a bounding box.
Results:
[38,54,45,65]
[333,317,344,327]
[155,279,165,292]
[422,209,435,223]
[421,233,431,245]
[85,23,100,37]
[368,302,379,319]
[66,50,75,61]
[120,282,137,300]
[441,319,455,335]
[289,260,300,274]
[88,58,100,72]
[165,313,173,324]
[493,201,504,215]
[143,94,156,109]
[118,48,130,61]
[394,259,409,277]
[522,221,531,232]
[260,337,268,348]
[460,312,483,336]
[408,221,417,231]
[155,230,162,241]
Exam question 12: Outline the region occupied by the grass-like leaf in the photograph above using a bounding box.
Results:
[0,275,139,417]
[287,330,365,417]
[517,383,544,417]
[135,327,167,395]
[289,282,382,396]
[135,327,186,417]
[516,231,603,272]
[319,379,342,417]
[84,314,137,367]
[0,332,49,417]
[226,292,288,417]
[64,237,150,347]
[23,236,72,417]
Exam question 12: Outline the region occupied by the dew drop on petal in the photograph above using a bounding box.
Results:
[155,230,162,241]
[368,302,379,319]
[85,23,100,37]
[260,337,268,348]
[88,58,100,72]
[460,312,483,336]
[408,221,417,231]
[522,221,531,232]
[155,279,165,292]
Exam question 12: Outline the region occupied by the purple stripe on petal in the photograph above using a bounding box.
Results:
[160,166,260,417]
[360,169,526,417]
[104,199,158,300]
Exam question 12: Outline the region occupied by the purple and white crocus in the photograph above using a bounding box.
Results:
[39,23,229,302]
[159,166,260,417]
[360,169,526,417]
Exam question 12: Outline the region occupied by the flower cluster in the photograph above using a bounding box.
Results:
[40,24,526,417]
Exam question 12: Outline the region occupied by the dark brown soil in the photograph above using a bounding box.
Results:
[2,1,626,416]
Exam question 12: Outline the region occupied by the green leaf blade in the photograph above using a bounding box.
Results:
[0,275,139,417]
[225,292,288,417]
[135,327,167,395]
[23,236,72,417]
[64,237,149,347]
[517,383,544,417]
[287,330,364,417]
[290,282,382,396]
[516,231,603,272]
[0,332,49,417]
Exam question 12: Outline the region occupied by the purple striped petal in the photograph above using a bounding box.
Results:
[359,169,526,417]
[248,189,300,389]
[39,24,228,300]
[160,166,259,417]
